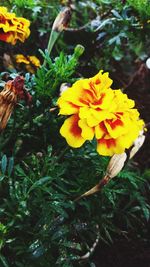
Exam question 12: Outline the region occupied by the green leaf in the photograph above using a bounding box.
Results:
[111,9,122,19]
[28,176,53,192]
[142,205,150,221]
[0,254,9,267]
[8,157,14,177]
[112,46,124,61]
[95,18,116,31]
[0,176,5,182]
[104,227,113,243]
[1,155,7,175]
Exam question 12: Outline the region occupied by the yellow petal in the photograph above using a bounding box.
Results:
[97,138,124,156]
[91,70,113,91]
[57,97,79,115]
[95,122,106,139]
[60,79,93,106]
[78,106,89,119]
[90,89,114,109]
[117,123,141,149]
[113,90,135,111]
[104,118,127,139]
[79,107,100,127]
[91,109,115,122]
[15,54,30,64]
[60,115,85,148]
[78,119,94,140]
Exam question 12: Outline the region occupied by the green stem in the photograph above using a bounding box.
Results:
[43,30,60,66]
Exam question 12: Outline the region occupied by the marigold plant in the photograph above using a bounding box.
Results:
[57,70,144,156]
[0,6,30,45]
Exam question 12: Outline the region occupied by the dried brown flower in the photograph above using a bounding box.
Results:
[0,76,32,132]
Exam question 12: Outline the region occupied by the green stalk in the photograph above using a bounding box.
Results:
[43,7,72,66]
[43,30,60,67]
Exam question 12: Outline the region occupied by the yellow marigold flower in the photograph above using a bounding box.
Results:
[15,54,41,73]
[57,70,144,156]
[0,6,30,45]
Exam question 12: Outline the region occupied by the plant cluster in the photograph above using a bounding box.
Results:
[0,1,149,267]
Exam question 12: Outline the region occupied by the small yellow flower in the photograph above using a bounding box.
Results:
[15,54,41,73]
[0,6,30,45]
[57,70,144,156]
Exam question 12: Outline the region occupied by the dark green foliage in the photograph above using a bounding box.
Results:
[127,0,150,18]
[0,144,149,266]
[91,5,150,73]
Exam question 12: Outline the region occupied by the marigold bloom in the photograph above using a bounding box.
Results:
[15,54,40,73]
[0,6,30,45]
[57,70,144,156]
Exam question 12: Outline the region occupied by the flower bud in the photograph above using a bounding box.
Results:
[105,152,127,179]
[74,44,85,58]
[129,130,145,159]
[52,7,72,32]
